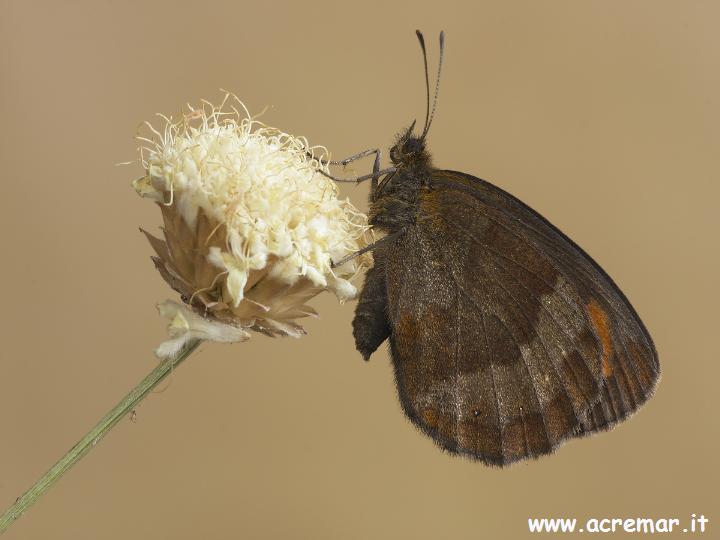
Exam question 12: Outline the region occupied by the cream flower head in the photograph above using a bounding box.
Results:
[133,94,369,358]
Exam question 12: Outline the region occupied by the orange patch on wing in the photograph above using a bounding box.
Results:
[421,407,439,428]
[587,299,614,377]
[395,310,420,357]
[396,311,418,338]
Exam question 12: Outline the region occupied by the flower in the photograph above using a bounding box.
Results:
[133,94,370,358]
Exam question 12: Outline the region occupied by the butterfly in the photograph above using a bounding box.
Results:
[323,31,659,466]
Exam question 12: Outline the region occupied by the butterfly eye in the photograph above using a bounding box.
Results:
[390,144,405,162]
[403,139,422,154]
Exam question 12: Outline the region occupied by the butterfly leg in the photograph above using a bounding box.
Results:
[324,149,384,193]
[310,148,381,167]
[353,260,391,361]
[369,149,382,193]
[318,166,396,185]
[312,147,391,186]
[338,150,387,197]
[331,230,402,268]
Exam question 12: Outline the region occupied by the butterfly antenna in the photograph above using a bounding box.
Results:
[416,30,431,137]
[422,30,445,140]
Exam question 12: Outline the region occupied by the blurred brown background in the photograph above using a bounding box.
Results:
[1,1,718,538]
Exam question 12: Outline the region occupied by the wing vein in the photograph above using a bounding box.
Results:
[479,307,503,460]
[433,227,553,451]
[431,177,656,358]
[439,213,598,416]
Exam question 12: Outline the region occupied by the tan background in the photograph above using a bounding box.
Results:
[1,1,717,538]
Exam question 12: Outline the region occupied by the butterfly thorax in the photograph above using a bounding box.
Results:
[368,134,432,232]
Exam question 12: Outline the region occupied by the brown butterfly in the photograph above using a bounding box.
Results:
[324,31,659,466]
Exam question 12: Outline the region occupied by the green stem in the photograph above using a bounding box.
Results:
[0,339,202,534]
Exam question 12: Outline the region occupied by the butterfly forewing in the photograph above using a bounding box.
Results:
[382,170,659,465]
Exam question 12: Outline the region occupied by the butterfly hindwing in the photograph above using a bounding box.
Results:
[381,170,659,465]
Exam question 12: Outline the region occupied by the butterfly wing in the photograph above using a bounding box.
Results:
[384,169,659,465]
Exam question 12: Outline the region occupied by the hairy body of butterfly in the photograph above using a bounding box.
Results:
[348,32,659,467]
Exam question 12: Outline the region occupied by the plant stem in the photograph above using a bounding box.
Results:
[0,339,202,534]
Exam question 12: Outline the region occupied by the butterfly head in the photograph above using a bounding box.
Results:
[389,121,429,166]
